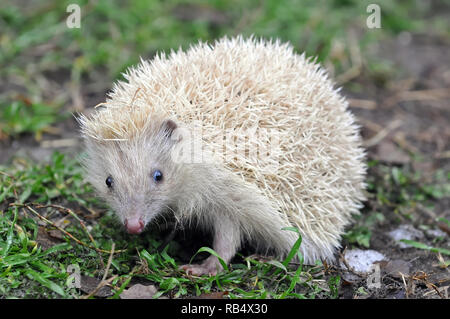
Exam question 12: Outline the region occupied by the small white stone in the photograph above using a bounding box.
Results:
[388,225,424,248]
[425,228,447,239]
[341,249,387,274]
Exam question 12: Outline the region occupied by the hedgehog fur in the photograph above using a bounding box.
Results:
[78,36,366,274]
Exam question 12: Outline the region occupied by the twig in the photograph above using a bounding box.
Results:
[40,138,79,149]
[361,119,420,155]
[435,150,450,159]
[70,82,85,112]
[423,286,449,298]
[10,203,122,254]
[102,243,115,282]
[33,204,97,248]
[384,88,450,108]
[81,243,116,299]
[335,31,363,85]
[400,272,410,298]
[416,203,437,219]
[80,275,118,299]
[363,119,402,148]
[391,132,420,155]
[33,203,108,268]
[348,98,377,110]
[0,170,14,179]
[336,66,361,85]
[404,271,445,299]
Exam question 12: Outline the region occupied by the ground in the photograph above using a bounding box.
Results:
[0,1,448,299]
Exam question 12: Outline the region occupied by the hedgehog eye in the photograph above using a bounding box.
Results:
[152,170,163,183]
[106,175,114,188]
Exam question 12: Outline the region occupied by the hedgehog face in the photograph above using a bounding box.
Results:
[83,119,183,234]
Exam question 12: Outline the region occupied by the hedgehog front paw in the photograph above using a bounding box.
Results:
[180,257,222,276]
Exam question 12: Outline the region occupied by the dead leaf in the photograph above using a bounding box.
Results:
[375,140,410,164]
[47,229,64,240]
[120,284,158,299]
[80,276,114,297]
[381,260,411,278]
[35,227,64,250]
[438,222,450,236]
[412,161,435,176]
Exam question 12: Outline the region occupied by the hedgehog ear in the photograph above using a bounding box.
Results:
[161,119,182,142]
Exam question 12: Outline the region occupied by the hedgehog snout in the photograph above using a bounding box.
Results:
[124,216,145,234]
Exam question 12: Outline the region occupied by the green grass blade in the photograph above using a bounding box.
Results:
[400,239,450,256]
[25,269,66,297]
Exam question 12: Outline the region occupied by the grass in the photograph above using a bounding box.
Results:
[1,1,445,105]
[368,163,450,221]
[343,161,450,250]
[1,153,447,298]
[399,239,450,256]
[0,100,69,141]
[0,1,446,141]
[0,153,340,299]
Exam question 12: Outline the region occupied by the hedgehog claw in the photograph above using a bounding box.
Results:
[180,258,221,276]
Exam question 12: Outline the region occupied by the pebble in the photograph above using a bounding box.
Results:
[387,224,424,248]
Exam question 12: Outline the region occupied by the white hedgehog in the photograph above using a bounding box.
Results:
[78,36,366,275]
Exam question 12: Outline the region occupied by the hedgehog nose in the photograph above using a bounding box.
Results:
[125,217,144,234]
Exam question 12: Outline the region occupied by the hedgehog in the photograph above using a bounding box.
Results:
[78,36,366,276]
